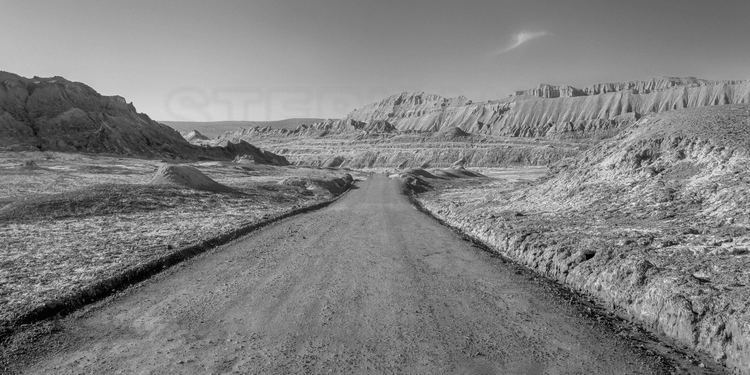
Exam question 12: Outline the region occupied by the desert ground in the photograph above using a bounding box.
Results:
[0,151,356,332]
[2,174,723,374]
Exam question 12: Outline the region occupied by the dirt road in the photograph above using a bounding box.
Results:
[14,175,691,374]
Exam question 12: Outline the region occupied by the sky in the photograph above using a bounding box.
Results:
[2,0,749,121]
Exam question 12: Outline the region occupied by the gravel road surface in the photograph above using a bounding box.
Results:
[14,175,696,374]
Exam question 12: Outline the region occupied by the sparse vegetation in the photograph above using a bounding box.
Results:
[0,151,356,328]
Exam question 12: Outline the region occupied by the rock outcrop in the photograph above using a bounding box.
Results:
[227,141,289,166]
[355,119,397,134]
[279,173,354,197]
[0,72,196,157]
[0,71,287,162]
[436,126,470,139]
[512,83,585,98]
[183,129,209,142]
[394,167,484,193]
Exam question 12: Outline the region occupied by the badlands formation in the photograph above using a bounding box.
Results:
[341,76,749,136]
[199,76,750,169]
[3,71,750,373]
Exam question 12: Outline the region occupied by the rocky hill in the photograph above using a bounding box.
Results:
[415,104,750,372]
[0,71,286,163]
[183,129,209,142]
[0,72,194,156]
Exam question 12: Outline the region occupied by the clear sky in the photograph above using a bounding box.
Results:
[2,0,749,121]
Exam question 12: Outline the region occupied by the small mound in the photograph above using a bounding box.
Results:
[352,120,397,133]
[367,120,397,133]
[279,177,309,188]
[439,127,470,138]
[403,168,437,179]
[220,141,289,166]
[401,174,432,193]
[280,174,354,196]
[308,174,354,195]
[185,129,209,142]
[451,157,467,168]
[396,166,483,194]
[323,156,346,168]
[431,167,484,179]
[19,160,40,170]
[150,165,235,193]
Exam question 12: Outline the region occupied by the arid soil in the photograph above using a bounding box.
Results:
[2,175,717,374]
[411,105,750,373]
[0,151,354,329]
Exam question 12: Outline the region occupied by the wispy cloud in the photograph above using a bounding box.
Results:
[496,31,550,54]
